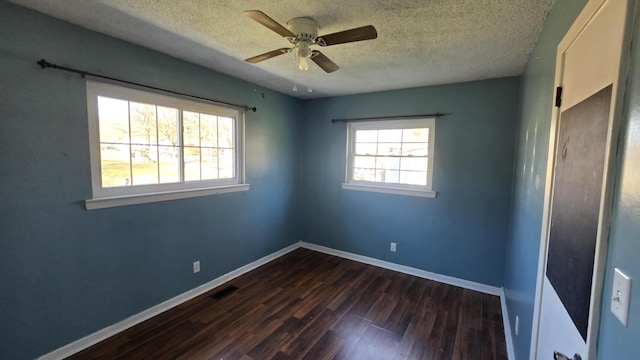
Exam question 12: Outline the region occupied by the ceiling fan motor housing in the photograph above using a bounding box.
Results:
[287,17,320,58]
[287,17,319,41]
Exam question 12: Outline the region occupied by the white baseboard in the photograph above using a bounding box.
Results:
[38,242,301,360]
[40,240,511,359]
[500,289,516,360]
[300,241,502,296]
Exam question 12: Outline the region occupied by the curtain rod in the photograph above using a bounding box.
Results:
[331,112,445,123]
[37,59,257,112]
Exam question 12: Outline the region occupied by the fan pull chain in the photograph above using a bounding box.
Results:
[291,53,312,93]
[292,55,299,92]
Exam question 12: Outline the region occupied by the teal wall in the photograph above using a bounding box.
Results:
[503,1,588,359]
[0,2,302,358]
[5,0,639,359]
[505,0,640,359]
[300,78,520,287]
[596,4,640,357]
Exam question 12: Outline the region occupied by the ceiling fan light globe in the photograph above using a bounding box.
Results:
[298,57,309,71]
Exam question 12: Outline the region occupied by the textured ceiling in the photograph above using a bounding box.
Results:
[9,0,555,99]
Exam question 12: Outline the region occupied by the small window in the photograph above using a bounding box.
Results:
[86,81,248,209]
[342,118,436,198]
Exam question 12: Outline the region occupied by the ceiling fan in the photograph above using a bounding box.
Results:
[243,10,378,73]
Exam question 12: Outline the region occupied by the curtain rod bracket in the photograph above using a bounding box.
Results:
[37,58,257,112]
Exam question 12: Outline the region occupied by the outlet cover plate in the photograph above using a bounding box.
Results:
[611,268,631,326]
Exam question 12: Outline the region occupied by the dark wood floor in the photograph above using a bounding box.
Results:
[67,249,507,360]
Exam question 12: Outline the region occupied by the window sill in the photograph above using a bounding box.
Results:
[341,183,437,198]
[85,184,250,210]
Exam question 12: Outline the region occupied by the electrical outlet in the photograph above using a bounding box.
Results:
[390,242,396,252]
[515,315,519,336]
[193,261,200,273]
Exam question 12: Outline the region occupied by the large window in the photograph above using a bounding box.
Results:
[86,81,247,209]
[342,118,436,198]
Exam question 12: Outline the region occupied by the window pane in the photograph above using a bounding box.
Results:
[158,145,179,183]
[355,143,377,155]
[218,117,234,148]
[200,147,218,180]
[402,143,428,156]
[401,157,428,172]
[183,111,200,146]
[219,149,234,179]
[353,168,375,182]
[100,144,131,187]
[131,145,158,185]
[402,128,429,142]
[130,102,157,146]
[356,130,377,143]
[354,156,376,169]
[377,143,401,156]
[98,97,129,144]
[376,169,399,183]
[158,106,179,148]
[200,114,217,147]
[376,157,400,171]
[378,129,402,142]
[184,147,201,181]
[400,171,427,185]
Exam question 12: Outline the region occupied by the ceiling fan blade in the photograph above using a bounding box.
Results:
[243,10,295,38]
[311,51,339,73]
[317,25,377,46]
[245,48,290,63]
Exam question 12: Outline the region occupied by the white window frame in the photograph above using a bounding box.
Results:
[85,80,248,210]
[342,118,437,198]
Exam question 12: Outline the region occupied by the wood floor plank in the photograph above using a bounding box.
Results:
[284,308,340,356]
[65,248,507,360]
[346,324,402,360]
[329,314,372,359]
[302,330,344,360]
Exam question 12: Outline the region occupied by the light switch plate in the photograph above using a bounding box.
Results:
[611,268,631,326]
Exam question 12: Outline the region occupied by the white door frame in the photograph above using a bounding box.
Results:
[530,0,636,359]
